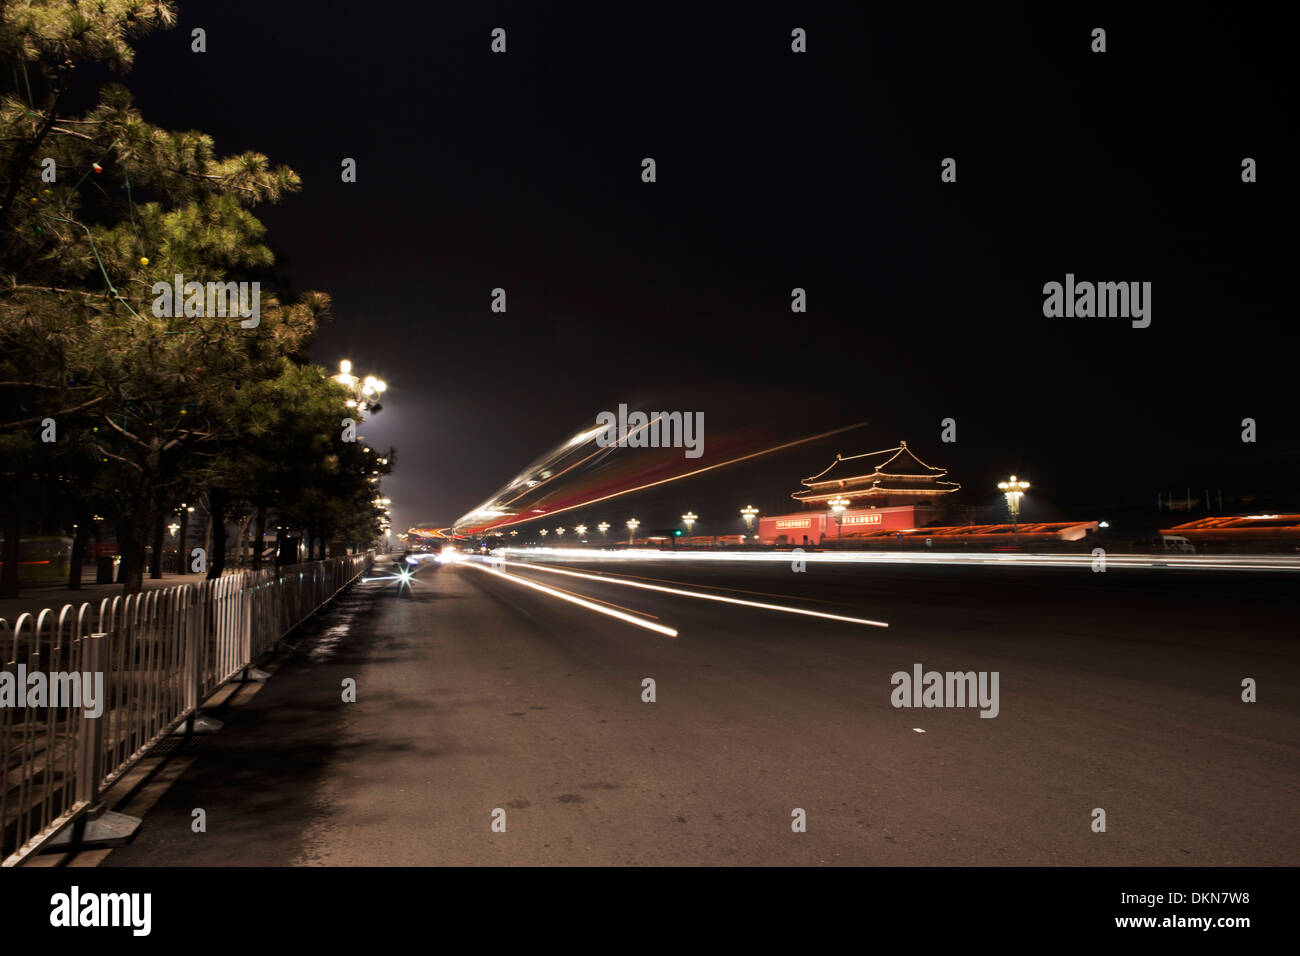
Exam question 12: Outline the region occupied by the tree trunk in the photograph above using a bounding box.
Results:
[0,494,21,599]
[201,495,212,571]
[234,513,251,569]
[176,504,190,575]
[149,500,166,579]
[67,514,90,590]
[119,511,147,595]
[207,487,227,580]
[252,506,267,571]
[120,441,161,595]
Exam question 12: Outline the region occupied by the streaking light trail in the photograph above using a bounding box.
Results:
[454,422,867,535]
[496,559,891,628]
[459,557,679,638]
[494,547,1300,574]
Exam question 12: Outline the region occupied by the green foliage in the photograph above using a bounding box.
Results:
[0,2,393,593]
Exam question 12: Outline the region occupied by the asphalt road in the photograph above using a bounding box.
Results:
[103,552,1299,866]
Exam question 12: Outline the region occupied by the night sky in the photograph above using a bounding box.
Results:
[117,3,1294,534]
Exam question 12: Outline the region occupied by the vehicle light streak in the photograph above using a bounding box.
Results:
[493,547,1300,573]
[460,559,678,638]
[456,422,867,535]
[499,560,890,628]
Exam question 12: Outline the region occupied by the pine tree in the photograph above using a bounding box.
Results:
[0,2,380,594]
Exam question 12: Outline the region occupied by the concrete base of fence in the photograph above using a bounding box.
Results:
[42,810,141,853]
[171,714,224,736]
[236,665,272,683]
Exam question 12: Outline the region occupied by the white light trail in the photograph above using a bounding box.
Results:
[497,559,890,628]
[492,547,1300,574]
[460,558,678,638]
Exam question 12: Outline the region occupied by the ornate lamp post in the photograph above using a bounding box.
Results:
[626,518,639,546]
[828,496,850,540]
[332,359,387,413]
[997,475,1030,542]
[682,512,697,534]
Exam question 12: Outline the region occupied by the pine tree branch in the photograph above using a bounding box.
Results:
[0,395,104,431]
[101,412,147,448]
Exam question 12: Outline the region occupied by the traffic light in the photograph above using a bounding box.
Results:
[673,529,682,537]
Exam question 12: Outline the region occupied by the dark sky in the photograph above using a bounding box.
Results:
[121,2,1295,535]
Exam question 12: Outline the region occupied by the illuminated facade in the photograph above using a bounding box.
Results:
[760,442,960,545]
[791,442,960,508]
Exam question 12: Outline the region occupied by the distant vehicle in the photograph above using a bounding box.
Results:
[1161,535,1196,553]
[0,535,73,584]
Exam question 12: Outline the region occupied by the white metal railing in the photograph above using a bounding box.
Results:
[0,553,371,865]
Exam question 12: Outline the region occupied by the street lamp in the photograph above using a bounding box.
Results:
[539,528,548,539]
[597,522,610,537]
[682,511,697,533]
[575,524,587,538]
[829,496,850,540]
[997,475,1030,541]
[556,527,565,539]
[333,359,387,413]
[740,505,758,530]
[626,518,639,545]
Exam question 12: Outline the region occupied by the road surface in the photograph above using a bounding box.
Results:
[102,552,1299,866]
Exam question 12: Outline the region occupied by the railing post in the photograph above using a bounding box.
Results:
[74,633,107,807]
[174,585,222,735]
[235,574,269,682]
[183,587,199,715]
[43,630,143,855]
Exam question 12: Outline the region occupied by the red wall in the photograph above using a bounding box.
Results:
[759,505,932,544]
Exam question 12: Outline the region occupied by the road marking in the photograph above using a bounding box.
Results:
[501,560,889,628]
[461,560,678,638]
[913,728,926,734]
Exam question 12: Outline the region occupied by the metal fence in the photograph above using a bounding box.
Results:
[0,553,372,865]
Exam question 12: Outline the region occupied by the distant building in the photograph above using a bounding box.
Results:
[760,441,960,545]
[792,441,961,508]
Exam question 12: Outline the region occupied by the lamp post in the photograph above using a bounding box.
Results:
[829,496,850,541]
[332,359,387,413]
[682,511,697,534]
[740,505,758,530]
[177,503,193,575]
[997,475,1030,542]
[575,524,587,541]
[597,521,610,539]
[555,527,565,540]
[626,518,639,546]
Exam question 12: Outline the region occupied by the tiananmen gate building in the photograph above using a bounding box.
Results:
[758,441,960,546]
